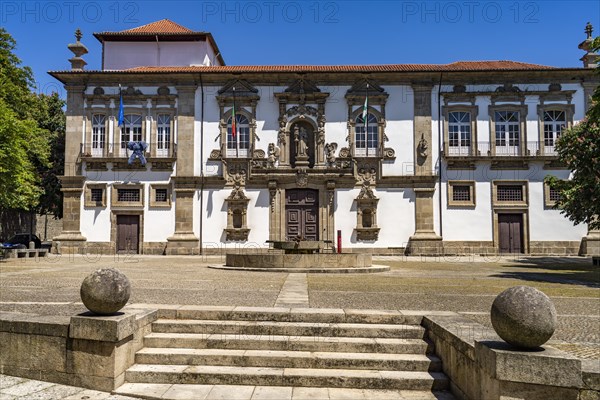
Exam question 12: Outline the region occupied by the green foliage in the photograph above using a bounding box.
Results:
[546,36,600,230]
[0,28,57,213]
[0,99,49,209]
[32,93,65,217]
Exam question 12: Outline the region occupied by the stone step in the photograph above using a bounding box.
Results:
[124,364,449,391]
[114,383,456,400]
[143,333,432,354]
[136,348,442,371]
[172,306,424,325]
[152,319,426,339]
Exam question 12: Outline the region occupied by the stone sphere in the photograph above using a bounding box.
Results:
[80,268,131,315]
[491,285,556,349]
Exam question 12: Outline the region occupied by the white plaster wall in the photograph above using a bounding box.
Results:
[80,168,175,242]
[383,85,414,176]
[441,162,586,242]
[336,188,415,248]
[104,42,211,70]
[200,188,270,248]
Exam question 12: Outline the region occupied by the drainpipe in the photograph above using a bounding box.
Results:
[199,74,205,254]
[437,73,443,238]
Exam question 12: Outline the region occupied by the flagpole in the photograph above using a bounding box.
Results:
[364,83,369,157]
[232,86,238,158]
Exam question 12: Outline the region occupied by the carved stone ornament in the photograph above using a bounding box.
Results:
[339,147,350,158]
[357,167,377,185]
[268,180,277,212]
[548,83,562,92]
[267,143,280,168]
[383,148,396,159]
[253,149,265,159]
[286,105,318,118]
[495,83,521,93]
[209,149,222,160]
[453,84,467,93]
[93,87,104,95]
[418,135,429,158]
[325,142,338,167]
[157,86,170,96]
[296,169,308,187]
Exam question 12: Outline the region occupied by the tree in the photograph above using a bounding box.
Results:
[0,28,52,212]
[31,93,65,218]
[0,99,49,209]
[546,37,600,230]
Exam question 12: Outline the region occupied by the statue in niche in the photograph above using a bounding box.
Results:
[418,134,429,158]
[294,126,309,158]
[325,142,338,167]
[267,143,280,167]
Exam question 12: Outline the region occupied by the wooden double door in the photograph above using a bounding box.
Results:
[116,215,139,254]
[498,213,523,254]
[285,189,319,241]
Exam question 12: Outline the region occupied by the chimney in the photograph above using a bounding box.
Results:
[68,28,88,70]
[578,22,598,68]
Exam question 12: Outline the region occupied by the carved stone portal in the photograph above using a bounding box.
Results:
[224,186,250,241]
[355,169,380,241]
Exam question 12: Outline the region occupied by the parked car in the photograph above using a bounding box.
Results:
[1,234,42,249]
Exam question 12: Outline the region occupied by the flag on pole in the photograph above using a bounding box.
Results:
[362,85,369,122]
[231,87,237,139]
[118,84,124,127]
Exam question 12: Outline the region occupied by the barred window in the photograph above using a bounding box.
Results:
[90,188,103,202]
[118,189,140,202]
[155,188,168,202]
[452,186,471,202]
[497,185,523,202]
[549,187,560,202]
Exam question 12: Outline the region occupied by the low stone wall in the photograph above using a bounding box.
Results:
[529,241,583,256]
[422,314,600,400]
[225,253,372,269]
[0,308,157,392]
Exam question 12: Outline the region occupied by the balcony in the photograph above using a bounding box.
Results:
[80,143,177,171]
[444,141,563,170]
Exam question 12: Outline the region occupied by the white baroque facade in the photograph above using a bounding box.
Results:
[50,19,600,256]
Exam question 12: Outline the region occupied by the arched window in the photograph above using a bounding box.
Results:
[91,114,106,156]
[227,114,250,157]
[355,113,378,156]
[157,114,171,157]
[543,110,566,154]
[121,114,142,156]
[448,111,471,156]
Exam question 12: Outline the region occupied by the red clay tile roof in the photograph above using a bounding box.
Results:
[116,61,554,73]
[96,19,200,36]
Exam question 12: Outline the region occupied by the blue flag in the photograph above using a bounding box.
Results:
[118,85,124,127]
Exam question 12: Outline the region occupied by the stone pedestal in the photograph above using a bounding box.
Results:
[581,229,600,256]
[166,176,200,255]
[407,187,442,255]
[53,176,87,254]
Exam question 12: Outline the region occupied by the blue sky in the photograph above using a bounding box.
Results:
[2,0,598,96]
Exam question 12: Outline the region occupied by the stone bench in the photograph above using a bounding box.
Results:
[4,249,49,259]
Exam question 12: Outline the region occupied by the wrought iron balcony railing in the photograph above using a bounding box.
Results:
[444,141,558,157]
[80,143,177,159]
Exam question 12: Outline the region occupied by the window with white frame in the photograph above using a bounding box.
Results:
[355,112,378,156]
[448,111,471,155]
[121,114,143,156]
[494,111,520,155]
[91,114,106,156]
[157,114,171,156]
[543,110,566,155]
[226,114,250,157]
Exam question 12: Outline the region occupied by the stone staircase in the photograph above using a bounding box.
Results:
[115,308,454,399]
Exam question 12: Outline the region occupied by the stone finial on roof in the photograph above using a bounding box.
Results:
[585,21,593,39]
[579,22,598,69]
[68,28,88,70]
